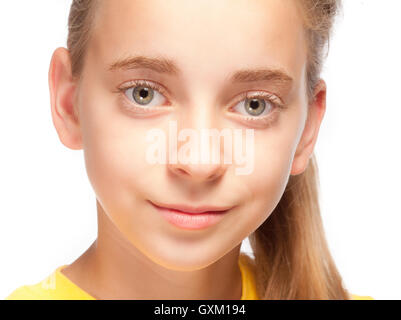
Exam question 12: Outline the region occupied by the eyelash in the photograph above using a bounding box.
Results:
[116,79,287,123]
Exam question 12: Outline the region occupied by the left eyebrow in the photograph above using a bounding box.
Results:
[108,54,293,87]
[229,68,293,86]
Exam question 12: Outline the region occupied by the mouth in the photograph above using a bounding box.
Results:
[148,200,233,230]
[149,200,232,214]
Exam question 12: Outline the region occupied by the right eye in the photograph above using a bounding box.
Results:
[122,80,169,107]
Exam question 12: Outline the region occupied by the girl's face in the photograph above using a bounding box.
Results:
[69,0,323,269]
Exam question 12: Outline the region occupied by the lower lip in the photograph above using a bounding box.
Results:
[151,203,229,230]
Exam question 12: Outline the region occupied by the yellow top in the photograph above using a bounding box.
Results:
[4,253,373,300]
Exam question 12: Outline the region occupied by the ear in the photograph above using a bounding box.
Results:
[48,47,82,150]
[290,79,326,175]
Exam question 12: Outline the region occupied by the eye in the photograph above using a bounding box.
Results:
[233,97,270,117]
[231,92,282,118]
[121,80,169,107]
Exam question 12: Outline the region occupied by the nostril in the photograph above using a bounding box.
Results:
[207,174,216,181]
[177,168,188,176]
[205,169,223,182]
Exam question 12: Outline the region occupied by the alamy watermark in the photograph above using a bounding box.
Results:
[145,120,255,175]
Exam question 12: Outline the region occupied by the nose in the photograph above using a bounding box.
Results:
[166,100,230,183]
[166,126,229,183]
[168,160,227,183]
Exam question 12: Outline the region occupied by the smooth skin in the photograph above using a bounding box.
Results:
[49,0,326,299]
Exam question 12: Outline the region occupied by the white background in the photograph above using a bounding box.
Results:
[1,1,400,299]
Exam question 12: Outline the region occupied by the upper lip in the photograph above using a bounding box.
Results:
[149,200,233,214]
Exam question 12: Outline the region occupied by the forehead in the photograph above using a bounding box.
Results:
[88,0,307,82]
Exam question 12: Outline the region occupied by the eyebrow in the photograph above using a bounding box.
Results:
[108,55,293,86]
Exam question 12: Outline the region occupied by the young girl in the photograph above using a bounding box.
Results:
[6,0,373,300]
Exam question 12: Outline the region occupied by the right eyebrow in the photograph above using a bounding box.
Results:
[108,54,293,89]
[108,55,180,75]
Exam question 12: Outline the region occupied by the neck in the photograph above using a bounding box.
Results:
[61,200,243,300]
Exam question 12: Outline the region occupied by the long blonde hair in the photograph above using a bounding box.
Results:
[66,0,350,299]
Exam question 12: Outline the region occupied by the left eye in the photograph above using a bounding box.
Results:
[232,97,273,117]
[124,85,167,107]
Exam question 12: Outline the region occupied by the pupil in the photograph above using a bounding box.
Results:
[250,100,259,109]
[140,88,148,98]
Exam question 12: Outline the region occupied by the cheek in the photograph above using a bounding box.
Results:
[78,87,153,213]
[239,116,302,227]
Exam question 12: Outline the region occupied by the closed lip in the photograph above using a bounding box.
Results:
[148,200,233,214]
